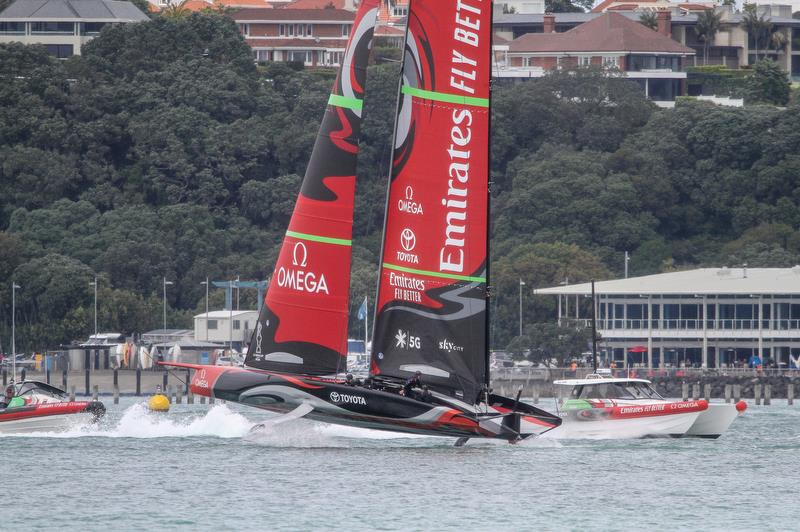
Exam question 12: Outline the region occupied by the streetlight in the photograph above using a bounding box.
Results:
[11,282,20,382]
[163,277,173,331]
[89,276,98,337]
[519,279,525,337]
[200,278,209,341]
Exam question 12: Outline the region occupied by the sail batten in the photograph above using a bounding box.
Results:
[244,0,379,376]
[371,0,493,402]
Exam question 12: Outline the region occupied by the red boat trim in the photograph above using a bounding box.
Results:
[605,400,708,420]
[0,402,94,422]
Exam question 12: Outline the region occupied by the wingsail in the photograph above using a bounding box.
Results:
[370,0,493,402]
[245,0,379,376]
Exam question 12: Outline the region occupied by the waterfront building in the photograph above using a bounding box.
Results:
[193,310,258,350]
[0,0,148,58]
[534,267,800,370]
[495,12,695,102]
[234,7,355,66]
[494,5,800,79]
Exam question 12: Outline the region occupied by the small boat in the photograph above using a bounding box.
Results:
[164,0,563,444]
[548,373,744,439]
[0,381,106,434]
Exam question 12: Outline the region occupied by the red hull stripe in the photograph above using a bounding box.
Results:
[0,402,91,422]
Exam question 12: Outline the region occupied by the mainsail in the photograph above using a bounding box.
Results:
[371,0,492,402]
[245,0,379,375]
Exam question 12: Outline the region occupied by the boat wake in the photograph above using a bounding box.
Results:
[1,403,254,439]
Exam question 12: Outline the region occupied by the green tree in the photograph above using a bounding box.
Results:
[741,4,773,62]
[746,59,790,105]
[639,11,658,31]
[695,9,722,65]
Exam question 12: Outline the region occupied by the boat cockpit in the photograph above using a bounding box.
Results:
[570,381,664,401]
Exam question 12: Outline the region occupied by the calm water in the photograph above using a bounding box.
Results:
[3,397,797,531]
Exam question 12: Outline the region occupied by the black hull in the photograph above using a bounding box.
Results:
[167,364,561,440]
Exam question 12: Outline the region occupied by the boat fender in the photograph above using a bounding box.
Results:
[735,400,747,413]
[148,394,170,412]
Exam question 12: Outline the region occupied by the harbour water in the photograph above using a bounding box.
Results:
[3,398,797,531]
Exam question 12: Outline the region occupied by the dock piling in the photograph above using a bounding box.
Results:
[21,368,26,381]
[93,384,99,401]
[764,384,771,406]
[135,368,141,397]
[46,369,50,385]
[704,383,711,402]
[162,371,168,392]
[176,385,182,404]
[85,369,90,397]
[2,369,6,386]
[788,383,794,406]
[209,395,215,405]
[113,384,119,404]
[681,382,689,401]
[200,396,206,405]
[62,369,67,390]
[692,383,700,401]
[533,385,539,405]
[724,384,732,403]
[754,383,762,406]
[733,384,741,403]
[187,388,194,405]
[70,385,76,402]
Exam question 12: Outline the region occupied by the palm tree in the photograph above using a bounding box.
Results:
[695,9,722,65]
[770,29,787,54]
[161,0,192,19]
[638,10,658,31]
[741,4,773,62]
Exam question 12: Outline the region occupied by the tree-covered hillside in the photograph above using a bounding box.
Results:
[1,13,799,354]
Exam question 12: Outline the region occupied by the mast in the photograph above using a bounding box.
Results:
[244,0,379,376]
[484,1,495,390]
[592,279,597,373]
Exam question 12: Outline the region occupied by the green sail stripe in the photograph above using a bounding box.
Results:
[401,85,489,108]
[327,94,363,111]
[383,262,486,283]
[286,230,352,246]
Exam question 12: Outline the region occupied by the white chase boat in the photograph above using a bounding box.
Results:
[546,373,746,439]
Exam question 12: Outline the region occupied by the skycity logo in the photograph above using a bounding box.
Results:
[329,391,367,405]
[439,339,464,353]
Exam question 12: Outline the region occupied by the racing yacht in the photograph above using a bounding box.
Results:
[0,381,106,434]
[165,0,561,443]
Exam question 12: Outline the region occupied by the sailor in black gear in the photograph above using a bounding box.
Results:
[345,373,358,387]
[402,371,422,397]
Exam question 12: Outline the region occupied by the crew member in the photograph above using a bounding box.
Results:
[345,373,359,387]
[0,383,14,409]
[402,371,422,398]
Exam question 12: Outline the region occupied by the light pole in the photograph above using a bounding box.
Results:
[89,276,98,337]
[519,279,525,337]
[624,251,630,278]
[229,280,234,351]
[11,282,20,382]
[200,278,209,341]
[163,277,173,331]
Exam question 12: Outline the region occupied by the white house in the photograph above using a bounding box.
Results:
[194,310,259,350]
[534,267,800,370]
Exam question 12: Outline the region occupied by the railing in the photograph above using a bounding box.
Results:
[569,318,800,331]
[491,366,800,381]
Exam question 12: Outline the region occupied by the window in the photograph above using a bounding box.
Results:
[207,319,218,330]
[0,22,25,34]
[342,23,350,37]
[233,320,241,330]
[287,50,312,64]
[31,22,74,35]
[579,55,592,66]
[44,44,74,58]
[603,56,618,68]
[392,6,408,16]
[80,22,106,35]
[239,23,250,37]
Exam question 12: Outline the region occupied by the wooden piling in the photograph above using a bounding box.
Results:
[162,371,168,391]
[69,385,76,402]
[681,382,689,401]
[46,369,50,385]
[764,384,771,405]
[733,384,741,403]
[176,385,182,404]
[200,396,206,405]
[85,369,90,397]
[209,395,215,404]
[533,385,539,405]
[187,388,194,405]
[692,383,700,400]
[135,368,142,397]
[93,384,99,401]
[168,384,175,404]
[113,383,119,405]
[788,383,794,406]
[724,384,732,403]
[704,383,711,402]
[62,369,67,390]
[21,368,26,381]
[754,383,762,406]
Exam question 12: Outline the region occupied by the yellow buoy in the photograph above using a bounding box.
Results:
[148,394,170,412]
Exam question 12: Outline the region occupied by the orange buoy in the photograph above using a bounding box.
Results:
[735,400,747,413]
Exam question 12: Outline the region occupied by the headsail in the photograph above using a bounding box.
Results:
[245,0,379,376]
[371,0,492,402]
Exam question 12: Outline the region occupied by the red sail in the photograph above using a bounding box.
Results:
[371,0,492,402]
[245,1,379,376]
